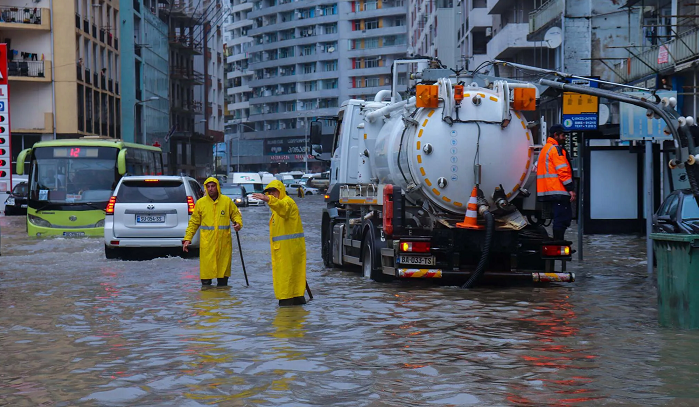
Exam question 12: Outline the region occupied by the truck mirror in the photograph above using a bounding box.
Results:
[311,144,323,157]
[310,121,322,145]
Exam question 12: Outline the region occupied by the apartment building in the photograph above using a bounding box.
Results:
[223,0,253,173]
[6,0,121,163]
[408,0,460,69]
[225,0,408,173]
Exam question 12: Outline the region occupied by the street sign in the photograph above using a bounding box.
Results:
[562,78,599,131]
[0,43,10,193]
[620,90,676,140]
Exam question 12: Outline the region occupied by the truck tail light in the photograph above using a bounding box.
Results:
[105,196,116,215]
[400,241,431,253]
[542,245,570,257]
[187,196,195,215]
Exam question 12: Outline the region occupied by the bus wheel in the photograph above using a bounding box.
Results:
[104,245,121,260]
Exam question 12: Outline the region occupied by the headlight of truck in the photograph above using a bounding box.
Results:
[5,197,15,206]
[28,214,52,228]
[95,219,105,228]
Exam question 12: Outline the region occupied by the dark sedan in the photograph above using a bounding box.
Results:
[4,182,28,216]
[653,189,699,234]
[220,184,248,207]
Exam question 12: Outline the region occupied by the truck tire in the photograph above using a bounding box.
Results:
[322,220,333,267]
[362,236,391,282]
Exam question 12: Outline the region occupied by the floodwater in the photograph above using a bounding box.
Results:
[1,196,699,406]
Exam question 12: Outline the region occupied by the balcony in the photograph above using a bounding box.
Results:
[115,81,119,95]
[92,24,97,38]
[133,0,140,13]
[528,0,563,36]
[84,68,91,84]
[76,64,82,81]
[93,72,99,87]
[169,35,203,55]
[114,38,119,50]
[83,18,89,33]
[101,75,106,90]
[616,26,699,82]
[75,13,80,29]
[170,67,205,84]
[8,60,50,82]
[108,79,113,93]
[0,6,50,31]
[487,23,537,59]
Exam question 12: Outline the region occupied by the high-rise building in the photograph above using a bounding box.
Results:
[409,0,461,69]
[7,0,121,164]
[225,0,408,174]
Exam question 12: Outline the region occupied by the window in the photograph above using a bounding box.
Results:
[302,63,316,74]
[364,0,377,11]
[304,81,318,92]
[323,60,338,71]
[365,57,380,68]
[323,23,338,34]
[353,20,361,31]
[365,77,379,87]
[365,19,379,30]
[365,38,379,49]
[301,45,315,56]
[322,79,338,89]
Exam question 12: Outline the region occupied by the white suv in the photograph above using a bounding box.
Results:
[103,175,204,259]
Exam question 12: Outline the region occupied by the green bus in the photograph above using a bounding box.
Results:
[16,138,163,237]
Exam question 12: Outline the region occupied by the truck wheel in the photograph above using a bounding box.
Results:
[363,237,390,282]
[322,221,333,267]
[104,245,121,260]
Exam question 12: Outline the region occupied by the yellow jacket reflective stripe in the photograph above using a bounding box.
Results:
[264,180,306,300]
[184,177,243,280]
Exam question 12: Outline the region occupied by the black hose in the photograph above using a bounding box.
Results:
[461,210,495,289]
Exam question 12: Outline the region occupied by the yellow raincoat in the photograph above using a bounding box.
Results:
[184,177,243,280]
[264,180,306,300]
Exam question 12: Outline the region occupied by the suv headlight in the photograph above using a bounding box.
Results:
[5,197,15,206]
[95,219,105,228]
[28,214,52,228]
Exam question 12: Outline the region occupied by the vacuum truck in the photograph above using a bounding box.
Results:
[312,59,694,287]
[312,59,578,287]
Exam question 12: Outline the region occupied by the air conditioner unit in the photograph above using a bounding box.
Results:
[485,27,492,37]
[266,124,272,130]
[378,55,382,60]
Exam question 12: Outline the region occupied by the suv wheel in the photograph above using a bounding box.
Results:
[104,245,121,260]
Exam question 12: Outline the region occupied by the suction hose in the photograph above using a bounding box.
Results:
[461,210,495,289]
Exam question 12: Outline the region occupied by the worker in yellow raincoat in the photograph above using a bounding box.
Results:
[183,177,243,287]
[251,180,307,306]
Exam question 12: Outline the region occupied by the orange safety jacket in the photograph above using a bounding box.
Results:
[537,137,573,201]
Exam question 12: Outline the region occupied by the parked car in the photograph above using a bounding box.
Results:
[653,189,699,234]
[220,183,248,207]
[283,180,319,196]
[4,182,28,216]
[103,175,204,259]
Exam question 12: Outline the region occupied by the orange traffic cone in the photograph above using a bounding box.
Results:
[456,186,484,229]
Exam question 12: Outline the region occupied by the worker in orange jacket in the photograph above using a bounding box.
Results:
[537,124,577,241]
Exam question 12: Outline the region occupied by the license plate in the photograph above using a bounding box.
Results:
[398,255,436,266]
[137,214,165,223]
[21,204,27,208]
[63,232,86,237]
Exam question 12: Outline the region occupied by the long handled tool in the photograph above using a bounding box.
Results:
[305,282,313,300]
[235,229,249,286]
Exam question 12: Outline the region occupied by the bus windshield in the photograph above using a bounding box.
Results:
[30,146,118,204]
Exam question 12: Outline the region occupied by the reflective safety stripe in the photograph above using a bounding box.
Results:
[272,232,305,242]
[200,226,215,230]
[537,190,570,196]
[537,174,559,179]
[218,225,230,230]
[555,163,568,170]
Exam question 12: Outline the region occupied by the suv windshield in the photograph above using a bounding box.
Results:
[117,180,187,203]
[12,182,28,196]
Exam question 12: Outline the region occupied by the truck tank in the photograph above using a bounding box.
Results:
[372,83,534,215]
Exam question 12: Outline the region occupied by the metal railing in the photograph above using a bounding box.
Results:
[0,6,43,25]
[616,26,699,82]
[8,61,45,78]
[528,0,563,34]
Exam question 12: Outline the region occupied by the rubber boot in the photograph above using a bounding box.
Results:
[278,296,307,307]
[552,228,565,241]
[217,277,229,287]
[201,279,213,286]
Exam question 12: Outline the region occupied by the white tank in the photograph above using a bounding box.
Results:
[373,86,534,215]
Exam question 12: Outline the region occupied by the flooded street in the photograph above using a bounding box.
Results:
[2,196,699,406]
